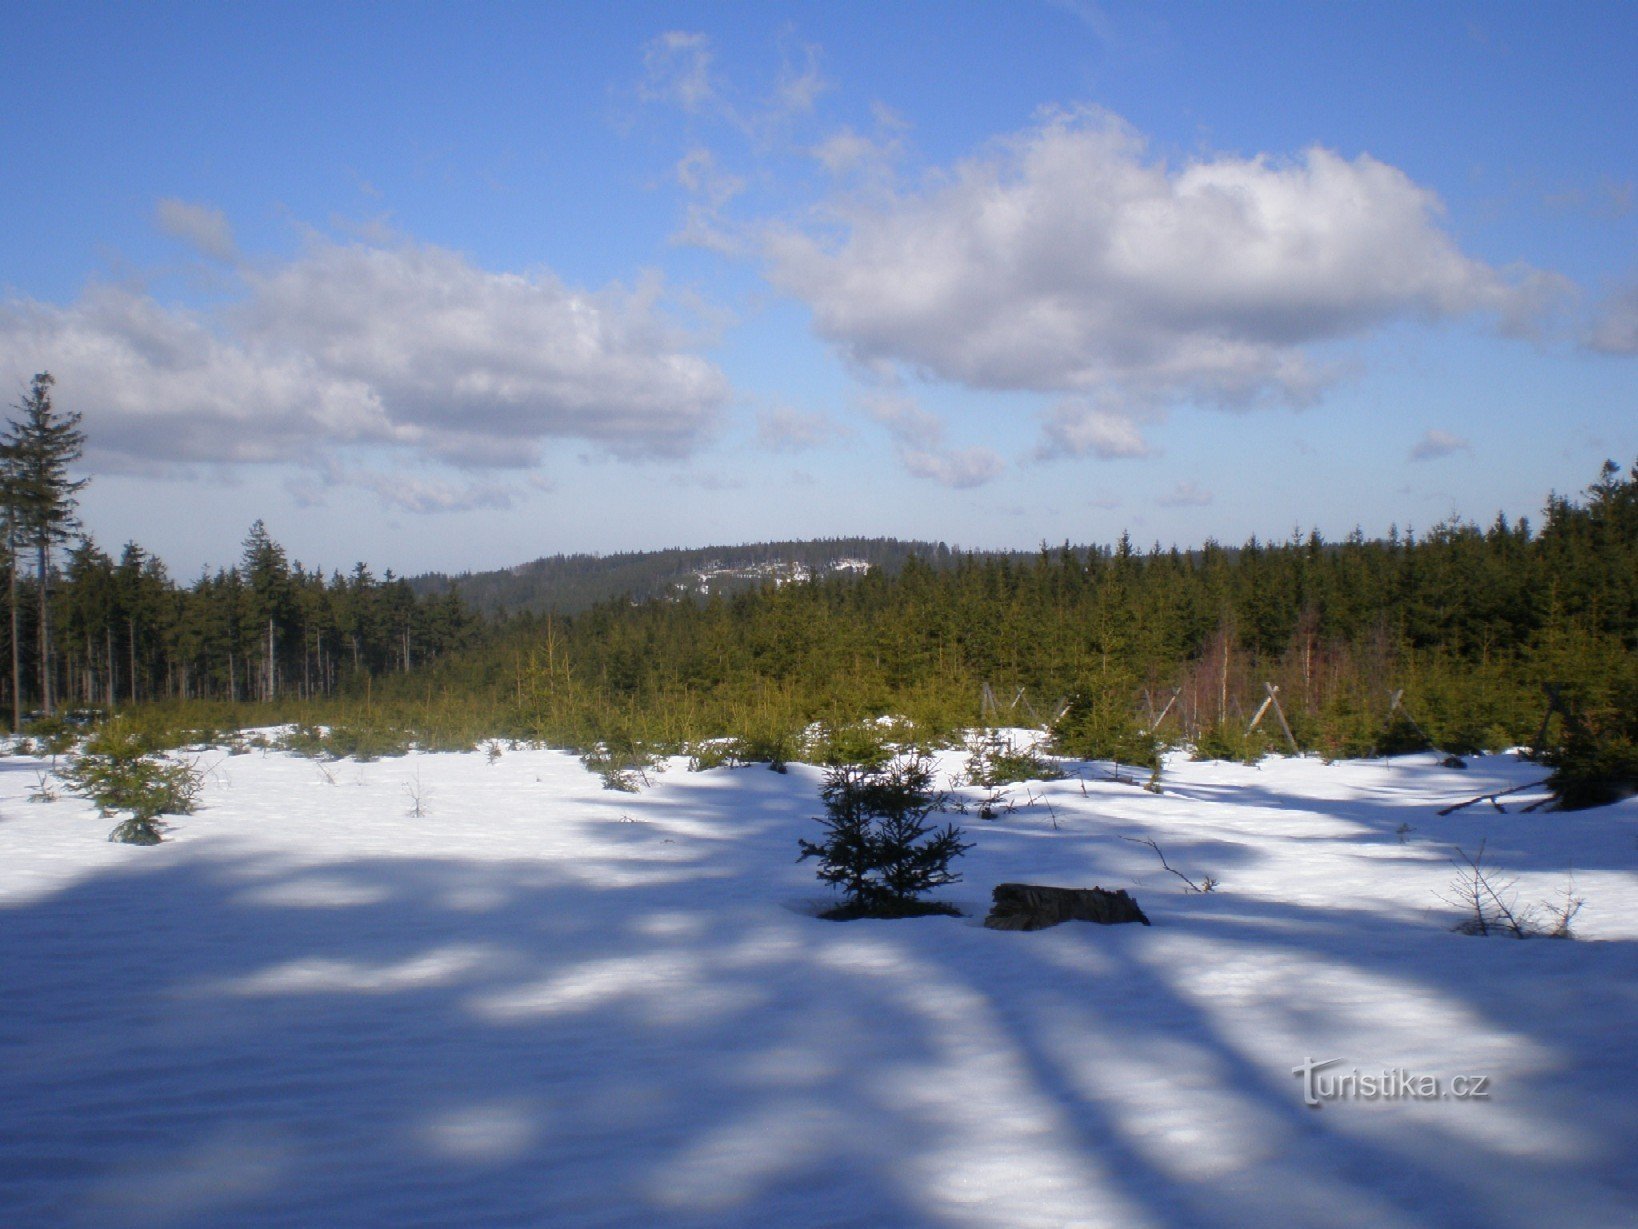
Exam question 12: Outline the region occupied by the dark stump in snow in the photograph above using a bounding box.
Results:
[983,883,1150,930]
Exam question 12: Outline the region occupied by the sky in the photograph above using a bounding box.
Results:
[1,0,1634,580]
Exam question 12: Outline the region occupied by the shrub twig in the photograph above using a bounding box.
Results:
[1119,834,1216,893]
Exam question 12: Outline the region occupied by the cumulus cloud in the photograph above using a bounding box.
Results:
[0,234,730,473]
[1409,429,1472,461]
[1586,283,1638,354]
[864,392,1004,488]
[1035,398,1154,460]
[155,198,239,262]
[766,107,1558,412]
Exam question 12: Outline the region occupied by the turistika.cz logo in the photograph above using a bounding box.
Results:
[1292,1057,1492,1109]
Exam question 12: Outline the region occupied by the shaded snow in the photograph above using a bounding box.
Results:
[1,744,1634,1227]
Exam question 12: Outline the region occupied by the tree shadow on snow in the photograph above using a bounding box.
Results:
[0,756,1634,1228]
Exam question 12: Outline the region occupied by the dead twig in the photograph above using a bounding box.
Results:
[1437,778,1552,816]
[1119,834,1217,893]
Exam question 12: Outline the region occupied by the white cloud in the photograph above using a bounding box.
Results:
[640,31,717,113]
[286,464,517,514]
[863,392,943,441]
[0,235,730,473]
[772,38,829,116]
[755,405,845,452]
[1586,283,1638,355]
[675,147,745,207]
[1409,429,1472,461]
[812,129,883,177]
[1036,398,1154,459]
[672,147,747,254]
[766,107,1558,410]
[1157,480,1213,507]
[899,445,1005,489]
[863,392,1004,488]
[155,198,239,263]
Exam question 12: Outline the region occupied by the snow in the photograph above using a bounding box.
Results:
[1,742,1635,1227]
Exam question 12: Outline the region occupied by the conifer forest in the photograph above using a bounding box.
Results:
[4,372,1634,805]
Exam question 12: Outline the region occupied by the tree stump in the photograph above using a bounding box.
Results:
[983,883,1150,930]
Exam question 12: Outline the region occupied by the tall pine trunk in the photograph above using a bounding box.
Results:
[37,540,50,715]
[9,525,19,732]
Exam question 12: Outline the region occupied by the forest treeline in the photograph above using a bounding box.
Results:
[384,459,1638,784]
[16,521,475,713]
[6,372,1635,798]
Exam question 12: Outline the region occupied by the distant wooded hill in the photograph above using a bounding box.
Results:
[408,537,1000,615]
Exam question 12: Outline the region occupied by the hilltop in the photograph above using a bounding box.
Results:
[407,537,978,616]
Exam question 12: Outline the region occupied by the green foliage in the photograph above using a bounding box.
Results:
[274,718,414,761]
[686,738,739,771]
[798,752,971,918]
[322,721,414,762]
[812,722,896,770]
[1190,721,1268,765]
[1052,678,1159,769]
[60,721,202,844]
[686,727,800,773]
[277,723,330,758]
[22,714,79,759]
[17,456,1638,799]
[580,732,661,792]
[1376,713,1433,757]
[964,730,1065,786]
[1547,669,1638,810]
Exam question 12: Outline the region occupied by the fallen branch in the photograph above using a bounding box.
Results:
[1437,778,1552,816]
[1119,835,1216,893]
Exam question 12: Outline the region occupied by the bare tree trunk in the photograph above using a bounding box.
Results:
[9,527,20,732]
[37,540,51,715]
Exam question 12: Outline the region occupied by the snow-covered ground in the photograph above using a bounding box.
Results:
[2,741,1634,1227]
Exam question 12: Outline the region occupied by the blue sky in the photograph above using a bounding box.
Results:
[2,1,1633,579]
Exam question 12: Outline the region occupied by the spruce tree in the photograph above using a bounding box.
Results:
[3,373,88,719]
[799,752,971,918]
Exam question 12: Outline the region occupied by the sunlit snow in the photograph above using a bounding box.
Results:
[2,742,1634,1227]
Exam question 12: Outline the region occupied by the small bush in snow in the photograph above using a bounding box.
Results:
[277,723,330,759]
[1190,721,1267,765]
[799,752,971,919]
[1440,842,1586,939]
[61,723,202,845]
[27,770,59,803]
[686,739,739,772]
[581,735,660,792]
[964,730,1065,788]
[1052,681,1160,770]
